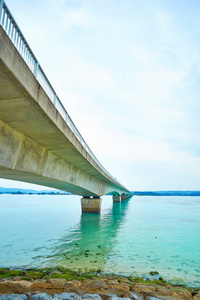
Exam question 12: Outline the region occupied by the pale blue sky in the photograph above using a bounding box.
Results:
[1,0,200,191]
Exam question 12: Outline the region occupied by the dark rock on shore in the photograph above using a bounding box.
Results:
[54,293,81,300]
[0,295,27,300]
[31,293,52,300]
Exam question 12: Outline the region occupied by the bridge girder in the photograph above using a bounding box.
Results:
[0,26,129,197]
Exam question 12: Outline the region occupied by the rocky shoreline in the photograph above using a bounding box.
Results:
[0,268,199,300]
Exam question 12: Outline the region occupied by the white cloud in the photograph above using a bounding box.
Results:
[62,10,91,28]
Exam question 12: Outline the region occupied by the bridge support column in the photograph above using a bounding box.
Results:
[81,197,102,214]
[121,193,132,200]
[113,195,121,202]
[121,193,126,200]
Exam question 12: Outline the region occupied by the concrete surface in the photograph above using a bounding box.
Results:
[113,195,121,202]
[81,197,102,213]
[0,26,130,197]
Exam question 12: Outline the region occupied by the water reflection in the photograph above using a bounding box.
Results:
[47,197,132,270]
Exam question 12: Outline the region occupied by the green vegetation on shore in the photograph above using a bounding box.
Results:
[0,267,97,281]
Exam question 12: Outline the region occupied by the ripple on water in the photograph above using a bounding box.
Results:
[0,195,200,287]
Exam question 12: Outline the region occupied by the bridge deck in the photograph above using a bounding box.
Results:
[0,25,129,196]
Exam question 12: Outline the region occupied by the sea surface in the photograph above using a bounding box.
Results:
[0,194,199,287]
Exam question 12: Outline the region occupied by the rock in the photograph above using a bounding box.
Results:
[154,287,192,299]
[0,294,27,300]
[64,282,81,289]
[105,282,130,294]
[53,292,81,300]
[131,285,157,294]
[0,278,196,300]
[67,289,84,297]
[13,277,23,281]
[131,284,193,300]
[25,292,33,300]
[193,290,200,300]
[148,297,164,300]
[129,291,143,300]
[29,282,53,293]
[30,293,53,300]
[152,297,186,300]
[92,281,130,299]
[0,280,32,294]
[93,284,106,288]
[163,289,192,299]
[43,280,67,288]
[83,294,102,300]
[97,294,116,300]
[98,289,129,299]
[81,283,108,294]
[30,280,68,295]
[108,297,131,300]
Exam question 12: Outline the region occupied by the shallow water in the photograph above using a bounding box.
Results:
[0,194,199,287]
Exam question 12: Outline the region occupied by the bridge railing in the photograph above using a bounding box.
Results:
[0,0,123,184]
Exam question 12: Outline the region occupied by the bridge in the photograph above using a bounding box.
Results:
[0,0,131,213]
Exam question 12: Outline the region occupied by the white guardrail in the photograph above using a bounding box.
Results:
[0,0,120,183]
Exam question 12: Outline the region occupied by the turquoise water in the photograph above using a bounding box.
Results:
[0,194,199,287]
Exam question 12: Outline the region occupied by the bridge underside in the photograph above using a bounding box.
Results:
[0,26,129,197]
[0,118,121,197]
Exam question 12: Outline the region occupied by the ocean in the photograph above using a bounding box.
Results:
[0,194,199,287]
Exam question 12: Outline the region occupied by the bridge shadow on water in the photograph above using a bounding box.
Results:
[43,197,132,271]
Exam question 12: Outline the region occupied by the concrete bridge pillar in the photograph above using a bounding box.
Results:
[121,193,126,200]
[121,193,132,200]
[81,197,102,214]
[113,195,121,202]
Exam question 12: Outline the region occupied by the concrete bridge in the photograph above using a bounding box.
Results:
[0,1,131,213]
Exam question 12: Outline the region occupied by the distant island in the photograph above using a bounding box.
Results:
[1,187,200,196]
[0,187,70,195]
[132,191,200,196]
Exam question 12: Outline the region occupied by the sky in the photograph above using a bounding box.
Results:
[1,0,200,191]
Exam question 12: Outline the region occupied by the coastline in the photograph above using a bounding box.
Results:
[0,268,199,300]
